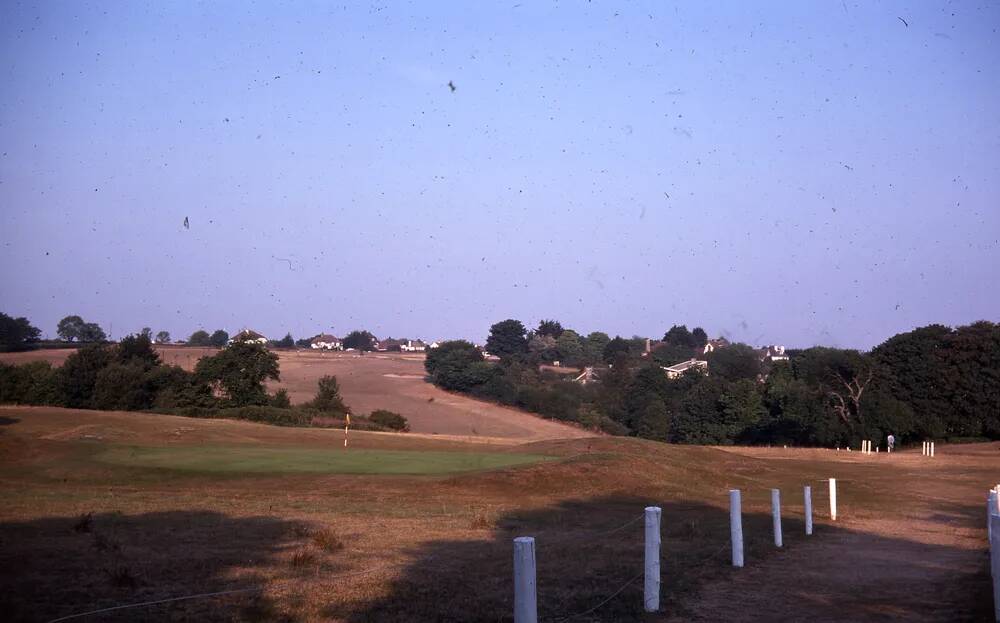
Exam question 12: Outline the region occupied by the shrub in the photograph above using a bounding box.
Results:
[369,409,409,431]
[58,344,114,408]
[93,362,155,411]
[0,361,62,405]
[307,375,347,414]
[269,388,291,408]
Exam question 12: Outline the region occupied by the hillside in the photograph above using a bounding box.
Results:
[0,346,593,441]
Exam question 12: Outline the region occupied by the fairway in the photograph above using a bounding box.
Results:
[98,444,551,475]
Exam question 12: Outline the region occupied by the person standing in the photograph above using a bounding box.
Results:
[887,434,895,453]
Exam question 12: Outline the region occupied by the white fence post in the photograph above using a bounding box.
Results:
[804,485,813,535]
[730,490,744,568]
[829,478,838,521]
[990,491,998,541]
[930,442,935,458]
[514,537,537,623]
[644,506,661,613]
[771,489,783,547]
[990,514,1000,623]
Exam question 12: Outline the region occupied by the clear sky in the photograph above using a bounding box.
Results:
[1,1,997,349]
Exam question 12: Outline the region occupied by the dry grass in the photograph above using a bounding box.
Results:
[311,528,345,553]
[0,407,996,621]
[0,346,594,440]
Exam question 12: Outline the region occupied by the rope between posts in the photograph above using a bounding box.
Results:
[548,570,645,623]
[534,513,645,548]
[44,561,409,623]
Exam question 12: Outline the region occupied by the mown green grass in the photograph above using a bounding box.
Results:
[98,445,551,475]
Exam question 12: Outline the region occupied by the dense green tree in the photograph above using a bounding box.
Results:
[720,379,767,442]
[275,332,295,348]
[486,319,529,359]
[195,342,280,406]
[528,333,558,363]
[343,330,377,351]
[555,330,584,366]
[635,397,671,441]
[652,343,696,366]
[536,319,564,338]
[188,330,212,346]
[93,361,155,411]
[115,333,161,368]
[58,344,114,408]
[706,343,761,382]
[663,325,695,348]
[140,327,152,340]
[0,361,61,405]
[209,329,230,347]
[295,337,312,348]
[602,336,633,364]
[424,340,486,391]
[58,316,105,342]
[691,327,708,349]
[583,332,611,365]
[308,375,348,414]
[0,313,41,350]
[793,347,873,433]
[57,315,85,341]
[155,330,171,344]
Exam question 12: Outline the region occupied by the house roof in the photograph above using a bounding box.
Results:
[663,359,708,373]
[311,334,340,343]
[232,329,266,341]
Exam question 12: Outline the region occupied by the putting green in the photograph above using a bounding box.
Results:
[98,445,550,475]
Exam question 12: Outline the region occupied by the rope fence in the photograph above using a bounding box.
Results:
[46,477,843,623]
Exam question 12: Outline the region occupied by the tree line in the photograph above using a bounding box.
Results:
[427,318,1000,446]
[0,332,408,431]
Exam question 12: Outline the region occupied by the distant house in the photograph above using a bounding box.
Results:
[429,341,441,349]
[662,358,709,379]
[758,345,789,362]
[377,338,404,352]
[400,339,426,352]
[230,329,268,345]
[574,366,600,385]
[310,334,343,350]
[702,338,730,355]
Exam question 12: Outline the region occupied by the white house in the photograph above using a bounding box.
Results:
[400,339,427,352]
[702,338,730,355]
[310,334,343,350]
[662,358,709,379]
[759,345,789,362]
[229,328,268,345]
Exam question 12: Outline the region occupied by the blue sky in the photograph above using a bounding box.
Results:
[1,1,997,348]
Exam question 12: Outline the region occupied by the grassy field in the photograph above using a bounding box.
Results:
[98,445,551,475]
[0,346,594,440]
[0,405,995,622]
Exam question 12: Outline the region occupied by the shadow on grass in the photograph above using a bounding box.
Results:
[0,510,324,622]
[0,416,19,426]
[0,497,991,622]
[328,494,993,622]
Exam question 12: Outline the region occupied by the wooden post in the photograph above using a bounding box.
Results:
[644,506,661,613]
[829,478,838,521]
[730,490,744,568]
[804,485,814,535]
[771,489,783,547]
[513,537,537,623]
[990,514,1000,623]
